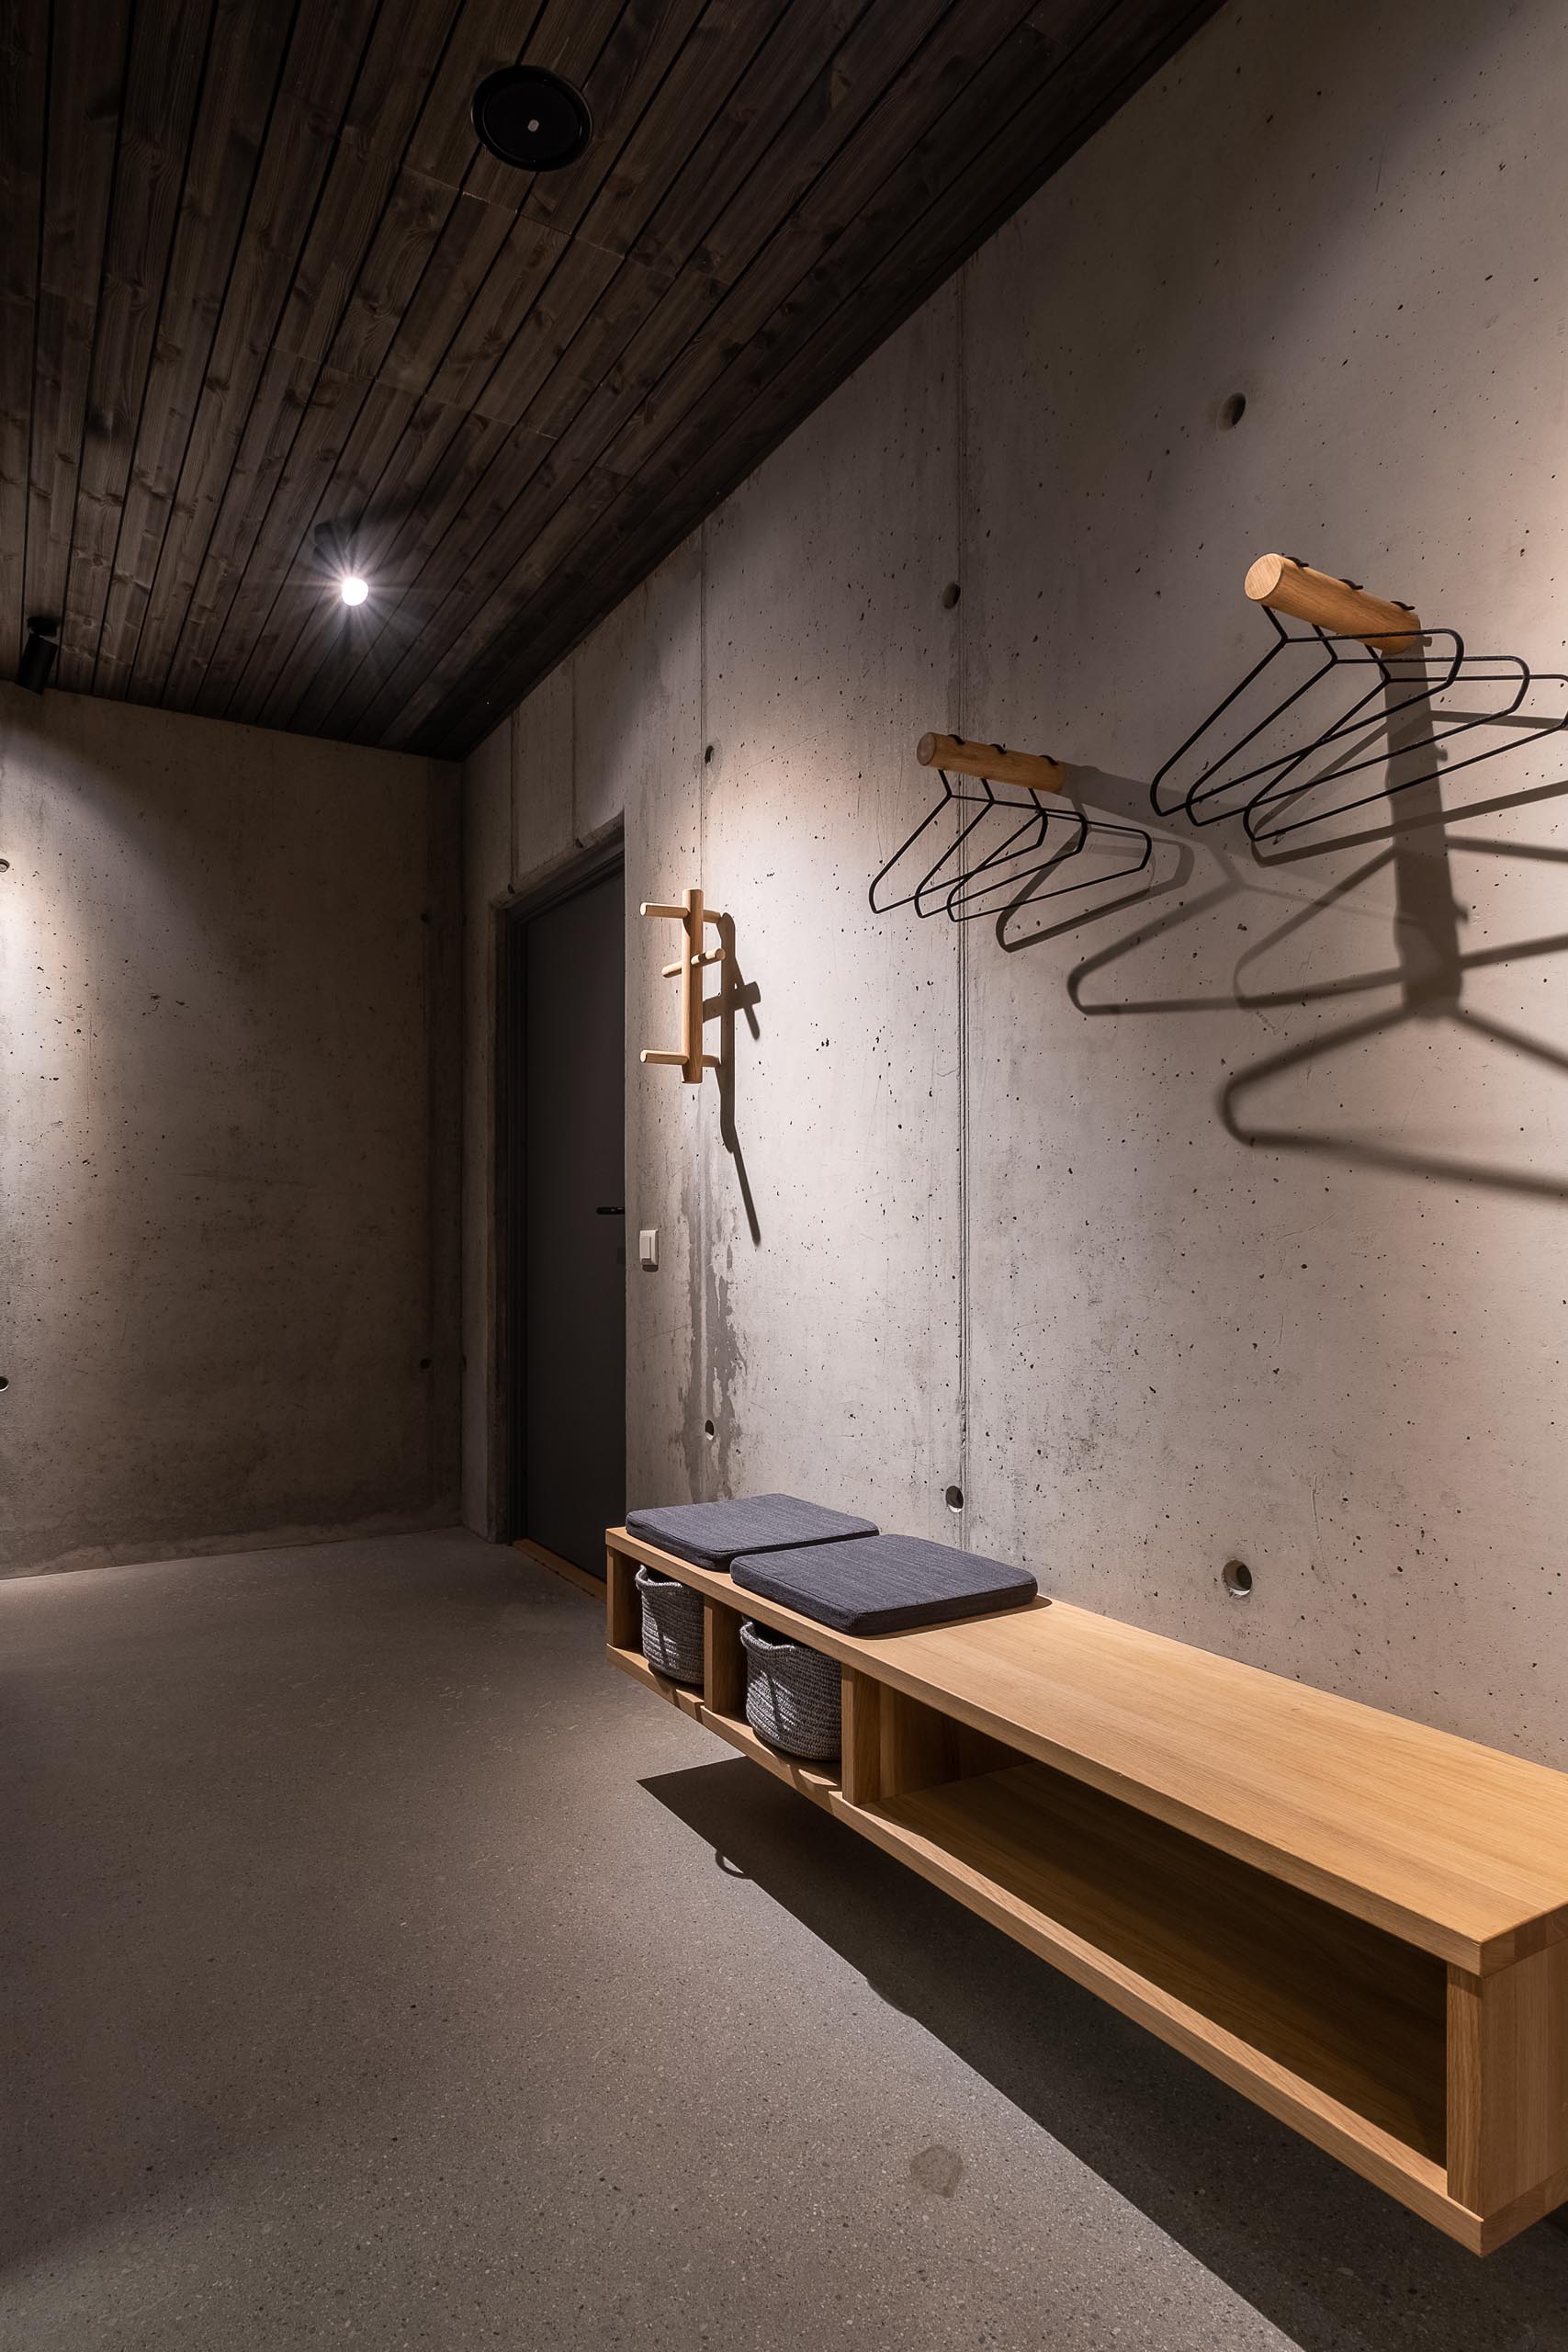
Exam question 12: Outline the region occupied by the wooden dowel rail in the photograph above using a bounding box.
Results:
[916,730,1071,796]
[1244,553,1422,654]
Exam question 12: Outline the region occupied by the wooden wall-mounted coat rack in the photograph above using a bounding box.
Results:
[873,732,1151,923]
[1242,552,1423,654]
[640,887,727,1082]
[1149,549,1568,842]
[874,547,1567,921]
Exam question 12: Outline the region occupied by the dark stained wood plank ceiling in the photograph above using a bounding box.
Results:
[1,0,1222,760]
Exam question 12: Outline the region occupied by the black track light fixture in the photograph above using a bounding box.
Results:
[18,616,59,695]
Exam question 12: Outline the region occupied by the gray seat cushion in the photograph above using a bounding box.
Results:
[626,1493,877,1573]
[731,1532,1038,1634]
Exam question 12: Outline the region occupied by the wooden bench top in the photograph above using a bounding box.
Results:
[610,1527,1568,1972]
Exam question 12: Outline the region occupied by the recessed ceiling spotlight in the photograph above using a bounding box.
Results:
[339,575,369,607]
[471,65,592,173]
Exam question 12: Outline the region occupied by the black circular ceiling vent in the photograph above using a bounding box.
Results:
[471,66,592,172]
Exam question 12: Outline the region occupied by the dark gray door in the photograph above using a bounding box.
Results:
[517,865,626,1575]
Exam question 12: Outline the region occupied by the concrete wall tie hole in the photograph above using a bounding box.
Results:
[704,1418,716,1440]
[1222,1558,1253,1599]
[941,581,960,608]
[944,1483,964,1511]
[1219,390,1247,429]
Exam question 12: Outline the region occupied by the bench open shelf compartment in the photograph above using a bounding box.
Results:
[604,1528,1568,2253]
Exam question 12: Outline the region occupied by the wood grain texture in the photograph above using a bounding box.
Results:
[603,1539,1507,2246]
[54,0,218,697]
[1,0,1225,745]
[91,0,289,696]
[25,0,132,668]
[890,1758,1448,2163]
[704,1596,745,1716]
[605,1544,640,1648]
[124,0,380,704]
[1448,1944,1568,2221]
[917,731,1070,794]
[840,1667,882,1806]
[0,0,49,674]
[1244,551,1422,654]
[403,0,1224,752]
[880,1684,1018,1797]
[608,1526,1568,1974]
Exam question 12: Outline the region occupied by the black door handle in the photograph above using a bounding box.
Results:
[595,1205,625,1216]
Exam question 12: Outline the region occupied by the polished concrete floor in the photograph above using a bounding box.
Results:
[3,1529,1565,2350]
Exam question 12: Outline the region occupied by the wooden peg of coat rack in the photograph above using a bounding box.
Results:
[916,731,1070,795]
[640,886,726,1083]
[1244,553,1422,654]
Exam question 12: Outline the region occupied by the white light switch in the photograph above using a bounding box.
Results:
[638,1227,659,1272]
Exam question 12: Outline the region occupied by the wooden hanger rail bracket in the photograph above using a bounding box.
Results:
[640,886,726,1083]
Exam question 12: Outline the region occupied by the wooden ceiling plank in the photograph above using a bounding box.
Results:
[221,0,682,729]
[375,191,519,399]
[331,0,884,746]
[249,390,481,732]
[279,401,519,737]
[419,0,1215,750]
[56,0,220,698]
[13,0,1222,737]
[520,0,965,450]
[469,0,863,433]
[400,0,1135,749]
[123,0,384,704]
[93,0,295,699]
[417,0,715,421]
[23,0,133,674]
[210,373,422,720]
[182,0,620,724]
[290,0,767,742]
[207,0,639,729]
[510,0,707,242]
[368,0,1062,745]
[401,0,549,201]
[158,0,466,713]
[412,213,571,413]
[461,0,669,214]
[189,161,458,720]
[117,0,537,703]
[0,0,49,676]
[518,0,1024,462]
[231,198,517,729]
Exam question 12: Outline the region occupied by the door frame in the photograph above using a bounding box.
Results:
[494,832,626,1546]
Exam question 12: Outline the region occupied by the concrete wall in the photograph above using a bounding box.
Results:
[464,0,1568,1766]
[1,685,461,1574]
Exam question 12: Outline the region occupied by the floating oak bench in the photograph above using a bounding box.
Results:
[605,1525,1568,2253]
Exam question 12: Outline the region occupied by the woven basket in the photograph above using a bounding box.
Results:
[740,1619,841,1760]
[637,1565,705,1687]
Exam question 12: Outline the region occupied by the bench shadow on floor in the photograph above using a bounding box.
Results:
[643,1757,1568,2352]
